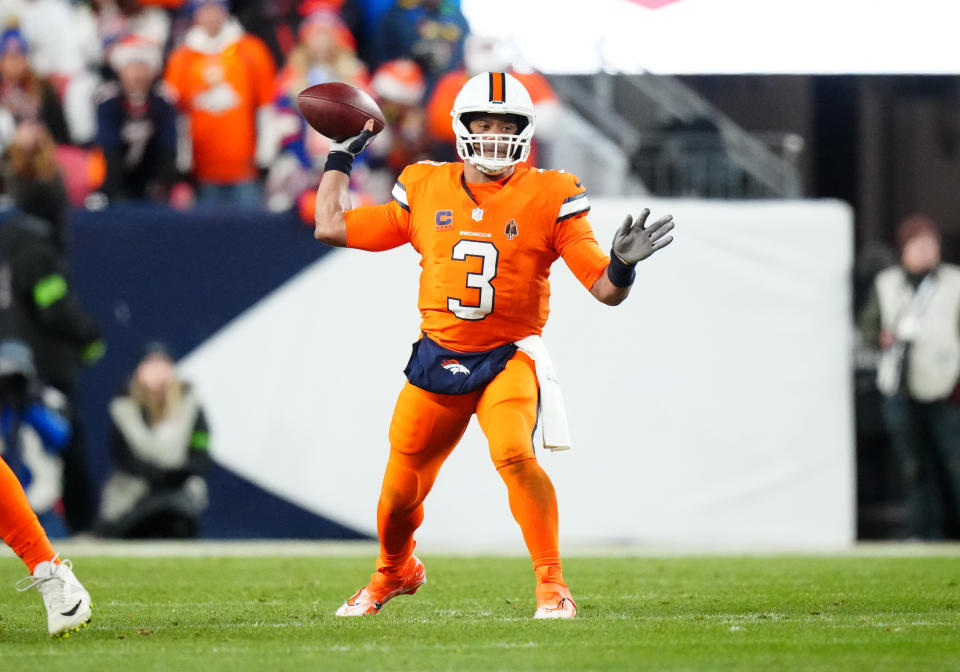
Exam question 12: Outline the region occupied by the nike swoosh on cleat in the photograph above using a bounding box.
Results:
[60,601,82,617]
[374,601,383,610]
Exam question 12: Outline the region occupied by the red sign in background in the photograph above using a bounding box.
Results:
[626,0,685,8]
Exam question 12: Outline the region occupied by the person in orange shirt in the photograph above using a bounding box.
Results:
[164,0,277,207]
[314,72,675,619]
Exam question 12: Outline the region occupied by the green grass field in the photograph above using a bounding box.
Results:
[2,549,959,671]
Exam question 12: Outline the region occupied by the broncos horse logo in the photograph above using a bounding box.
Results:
[441,359,471,375]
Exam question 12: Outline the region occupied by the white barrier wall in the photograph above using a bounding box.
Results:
[180,198,855,550]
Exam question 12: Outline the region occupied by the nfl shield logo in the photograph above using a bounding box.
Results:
[471,208,484,222]
[504,220,518,240]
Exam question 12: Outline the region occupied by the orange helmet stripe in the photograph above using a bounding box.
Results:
[489,72,505,103]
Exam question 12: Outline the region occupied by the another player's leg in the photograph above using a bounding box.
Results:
[336,382,476,616]
[477,352,576,619]
[0,458,91,636]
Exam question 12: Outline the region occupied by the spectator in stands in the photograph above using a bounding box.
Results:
[0,1,101,145]
[339,0,394,66]
[0,119,104,533]
[1,118,72,250]
[1,0,100,81]
[95,35,178,203]
[0,339,71,538]
[371,0,470,94]
[276,7,368,100]
[97,342,212,539]
[858,214,960,539]
[0,26,69,146]
[425,34,560,164]
[58,0,171,145]
[163,0,276,207]
[364,58,428,198]
[229,0,310,65]
[88,0,171,52]
[265,6,368,215]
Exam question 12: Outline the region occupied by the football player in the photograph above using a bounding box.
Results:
[1,340,92,637]
[314,72,675,619]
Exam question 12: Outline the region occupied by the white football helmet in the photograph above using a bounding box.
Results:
[451,71,536,175]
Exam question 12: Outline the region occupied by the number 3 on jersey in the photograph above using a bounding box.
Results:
[447,240,498,320]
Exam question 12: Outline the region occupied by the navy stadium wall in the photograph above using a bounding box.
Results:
[66,204,369,539]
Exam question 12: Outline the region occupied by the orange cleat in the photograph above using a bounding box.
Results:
[534,581,577,619]
[335,556,426,616]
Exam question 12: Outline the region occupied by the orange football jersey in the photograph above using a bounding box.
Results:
[164,34,276,183]
[344,162,609,351]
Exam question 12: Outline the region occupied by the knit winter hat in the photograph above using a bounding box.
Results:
[0,26,27,56]
[109,35,163,74]
[372,59,426,106]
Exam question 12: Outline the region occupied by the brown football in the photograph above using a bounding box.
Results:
[296,83,386,142]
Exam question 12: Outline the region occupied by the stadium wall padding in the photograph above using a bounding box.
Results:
[71,199,855,547]
[69,204,369,539]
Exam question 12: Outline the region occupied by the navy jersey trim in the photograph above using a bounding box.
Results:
[556,206,592,223]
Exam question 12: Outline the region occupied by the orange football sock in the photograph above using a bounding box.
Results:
[498,457,565,585]
[0,458,57,572]
[376,460,426,574]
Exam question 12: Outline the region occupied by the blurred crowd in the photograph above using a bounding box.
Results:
[0,0,560,221]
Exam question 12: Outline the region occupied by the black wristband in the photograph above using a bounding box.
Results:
[607,249,636,287]
[323,151,354,176]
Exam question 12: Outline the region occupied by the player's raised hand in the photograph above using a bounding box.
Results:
[611,209,675,265]
[329,119,377,157]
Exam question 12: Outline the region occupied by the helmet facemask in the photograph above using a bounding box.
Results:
[451,72,536,175]
[453,112,534,175]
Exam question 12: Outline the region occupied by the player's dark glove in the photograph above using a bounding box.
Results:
[607,209,675,287]
[324,122,376,176]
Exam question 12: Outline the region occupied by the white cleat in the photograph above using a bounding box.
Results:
[336,587,382,617]
[17,559,92,637]
[534,582,577,619]
[336,556,426,617]
[534,596,577,619]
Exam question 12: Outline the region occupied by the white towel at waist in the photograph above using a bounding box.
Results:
[514,335,571,452]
